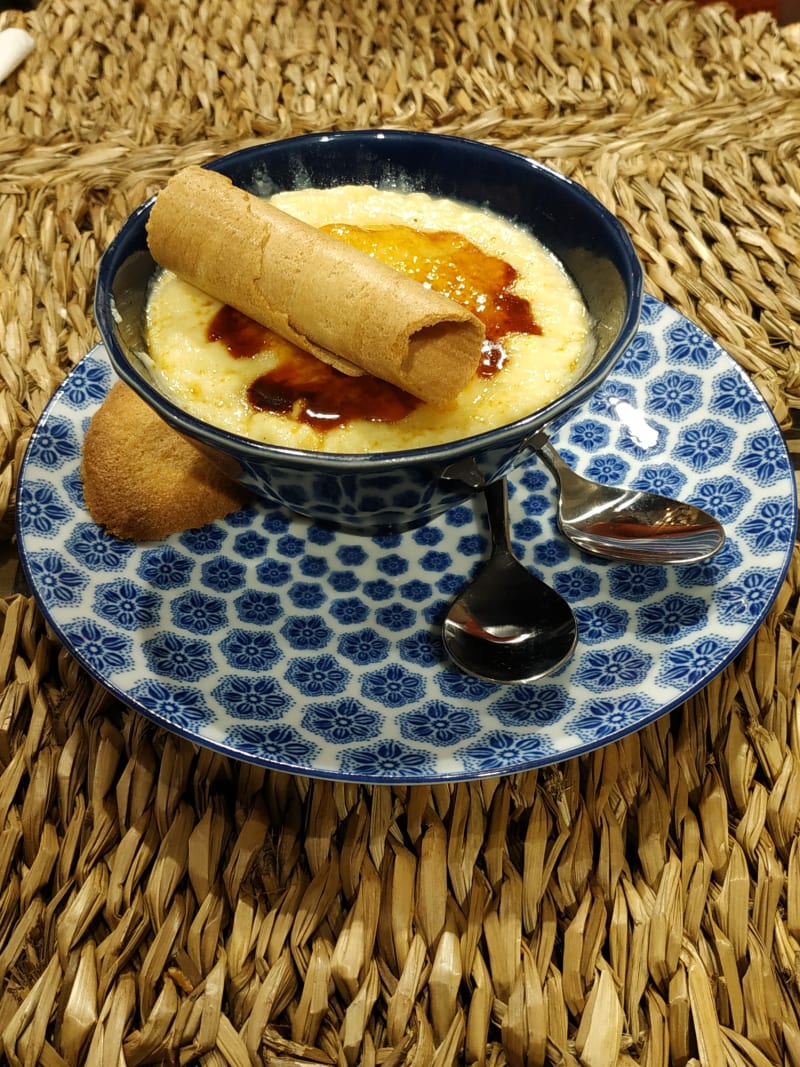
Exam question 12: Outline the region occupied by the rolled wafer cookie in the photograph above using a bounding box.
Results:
[145,166,485,405]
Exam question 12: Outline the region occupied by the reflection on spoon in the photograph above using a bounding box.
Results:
[442,478,577,684]
[529,430,726,565]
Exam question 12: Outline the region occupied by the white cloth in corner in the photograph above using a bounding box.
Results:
[0,27,34,85]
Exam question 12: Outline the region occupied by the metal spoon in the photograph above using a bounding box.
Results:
[529,430,726,565]
[442,478,577,684]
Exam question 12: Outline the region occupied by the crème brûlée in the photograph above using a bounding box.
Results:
[144,185,594,453]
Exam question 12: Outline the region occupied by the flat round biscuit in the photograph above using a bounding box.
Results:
[81,381,251,541]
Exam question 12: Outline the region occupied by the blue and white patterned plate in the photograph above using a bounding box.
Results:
[16,296,797,783]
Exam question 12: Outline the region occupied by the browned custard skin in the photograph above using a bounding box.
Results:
[206,224,542,429]
[208,306,419,431]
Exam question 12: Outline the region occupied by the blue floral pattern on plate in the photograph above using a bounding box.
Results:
[16,297,797,783]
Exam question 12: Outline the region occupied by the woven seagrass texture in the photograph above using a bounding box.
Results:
[2,0,800,1063]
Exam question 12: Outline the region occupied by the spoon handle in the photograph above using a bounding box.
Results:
[483,478,514,555]
[529,431,585,493]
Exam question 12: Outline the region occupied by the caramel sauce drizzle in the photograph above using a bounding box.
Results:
[206,222,542,431]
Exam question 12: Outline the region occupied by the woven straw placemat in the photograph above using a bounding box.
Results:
[2,0,800,1063]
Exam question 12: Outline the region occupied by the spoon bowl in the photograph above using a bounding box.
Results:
[529,431,726,565]
[442,479,577,684]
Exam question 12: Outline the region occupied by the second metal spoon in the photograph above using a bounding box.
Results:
[442,478,577,684]
[529,430,725,565]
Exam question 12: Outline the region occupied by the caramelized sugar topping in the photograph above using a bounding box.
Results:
[207,223,542,430]
[326,223,540,343]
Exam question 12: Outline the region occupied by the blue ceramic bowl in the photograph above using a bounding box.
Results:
[95,130,643,533]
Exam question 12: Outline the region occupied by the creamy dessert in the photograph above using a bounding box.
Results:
[145,183,593,453]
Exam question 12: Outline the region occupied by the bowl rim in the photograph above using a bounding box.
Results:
[95,128,644,472]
